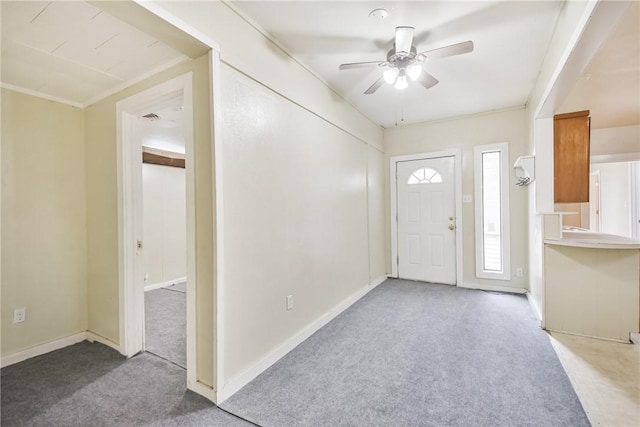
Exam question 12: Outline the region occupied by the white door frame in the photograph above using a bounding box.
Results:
[390,150,463,284]
[589,170,601,232]
[629,162,640,240]
[116,74,195,365]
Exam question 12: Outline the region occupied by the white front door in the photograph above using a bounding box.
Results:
[396,157,456,284]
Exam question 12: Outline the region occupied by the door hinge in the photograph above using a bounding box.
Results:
[397,256,399,264]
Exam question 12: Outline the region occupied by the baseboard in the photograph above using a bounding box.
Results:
[526,292,545,328]
[144,276,187,292]
[216,275,386,404]
[1,332,87,368]
[189,379,217,402]
[371,274,388,287]
[86,331,122,354]
[546,328,631,344]
[459,282,527,294]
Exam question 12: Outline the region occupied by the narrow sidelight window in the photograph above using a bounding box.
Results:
[474,143,510,280]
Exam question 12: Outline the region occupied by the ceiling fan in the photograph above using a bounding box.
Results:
[339,26,474,94]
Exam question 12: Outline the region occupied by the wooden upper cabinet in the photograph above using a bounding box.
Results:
[554,110,590,203]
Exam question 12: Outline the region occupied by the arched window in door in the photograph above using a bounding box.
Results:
[407,167,443,185]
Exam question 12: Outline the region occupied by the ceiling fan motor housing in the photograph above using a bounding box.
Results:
[387,46,418,69]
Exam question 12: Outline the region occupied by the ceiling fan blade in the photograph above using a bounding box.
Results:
[395,26,415,54]
[339,61,386,70]
[419,41,474,60]
[364,76,385,95]
[416,70,439,89]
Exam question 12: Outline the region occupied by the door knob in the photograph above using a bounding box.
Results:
[449,224,455,230]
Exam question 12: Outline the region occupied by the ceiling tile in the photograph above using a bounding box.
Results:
[1,1,188,105]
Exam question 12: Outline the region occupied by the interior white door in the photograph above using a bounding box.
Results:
[397,157,456,284]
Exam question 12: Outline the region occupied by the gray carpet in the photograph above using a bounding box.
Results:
[221,279,590,427]
[0,341,249,427]
[164,281,187,293]
[145,287,186,368]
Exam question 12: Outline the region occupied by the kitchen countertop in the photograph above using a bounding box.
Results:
[544,230,640,249]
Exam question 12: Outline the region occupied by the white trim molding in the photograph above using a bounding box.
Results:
[459,282,527,295]
[144,277,187,292]
[215,275,387,404]
[389,150,463,285]
[212,49,226,396]
[0,82,83,108]
[591,152,640,164]
[86,332,121,353]
[1,333,87,368]
[116,74,194,361]
[526,292,544,328]
[1,331,124,368]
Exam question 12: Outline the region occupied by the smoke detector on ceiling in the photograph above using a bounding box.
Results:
[369,8,388,20]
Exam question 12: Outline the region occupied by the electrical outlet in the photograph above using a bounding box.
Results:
[463,194,472,203]
[286,295,293,311]
[516,268,524,277]
[14,307,26,323]
[144,273,149,283]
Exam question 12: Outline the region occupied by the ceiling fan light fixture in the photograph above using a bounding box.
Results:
[395,75,408,90]
[407,64,422,81]
[383,68,399,84]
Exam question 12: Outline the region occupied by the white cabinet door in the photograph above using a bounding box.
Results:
[397,157,456,284]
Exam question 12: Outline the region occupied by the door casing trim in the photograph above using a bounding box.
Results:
[116,73,195,379]
[390,150,463,285]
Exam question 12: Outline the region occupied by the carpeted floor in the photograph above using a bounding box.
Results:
[0,341,248,427]
[221,279,590,427]
[1,279,590,427]
[145,285,186,368]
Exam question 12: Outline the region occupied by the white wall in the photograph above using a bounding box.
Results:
[591,162,632,237]
[147,1,386,397]
[1,89,87,356]
[148,1,382,150]
[384,108,528,291]
[221,65,381,384]
[591,125,640,157]
[368,146,387,281]
[142,163,187,287]
[525,0,596,322]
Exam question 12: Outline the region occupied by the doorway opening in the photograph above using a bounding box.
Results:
[116,74,195,373]
[139,92,188,367]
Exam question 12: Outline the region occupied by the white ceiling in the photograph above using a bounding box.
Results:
[1,1,187,106]
[232,1,565,128]
[2,1,635,131]
[559,1,639,130]
[141,93,186,154]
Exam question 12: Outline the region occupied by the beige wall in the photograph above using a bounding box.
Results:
[142,163,187,287]
[384,108,529,290]
[1,89,87,355]
[84,55,214,385]
[221,66,383,383]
